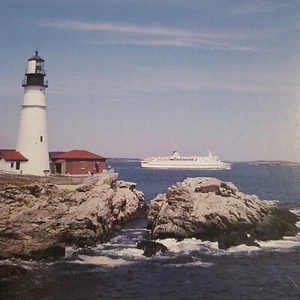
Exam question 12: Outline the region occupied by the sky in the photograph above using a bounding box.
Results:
[1,0,300,161]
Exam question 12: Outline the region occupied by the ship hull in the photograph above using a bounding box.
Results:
[140,161,231,170]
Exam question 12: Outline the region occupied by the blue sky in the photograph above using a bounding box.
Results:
[1,0,300,161]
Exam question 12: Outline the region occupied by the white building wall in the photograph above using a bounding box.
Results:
[0,158,27,174]
[0,158,10,173]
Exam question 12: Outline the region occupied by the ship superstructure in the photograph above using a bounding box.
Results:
[141,151,231,170]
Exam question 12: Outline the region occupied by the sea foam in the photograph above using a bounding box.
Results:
[70,255,133,266]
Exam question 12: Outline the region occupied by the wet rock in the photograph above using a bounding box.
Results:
[137,240,168,257]
[30,244,66,260]
[147,177,299,249]
[218,231,260,250]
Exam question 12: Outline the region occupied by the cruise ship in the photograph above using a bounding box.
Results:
[140,151,231,170]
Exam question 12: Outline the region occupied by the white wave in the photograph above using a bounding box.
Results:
[157,238,219,254]
[290,208,300,216]
[259,235,300,250]
[101,243,136,248]
[130,231,148,236]
[106,247,145,258]
[0,259,36,269]
[157,234,300,256]
[67,231,300,263]
[65,246,77,257]
[65,245,105,258]
[290,208,300,229]
[69,255,133,267]
[227,244,261,253]
[223,235,300,254]
[100,246,148,260]
[168,260,214,268]
[109,237,127,244]
[268,200,280,205]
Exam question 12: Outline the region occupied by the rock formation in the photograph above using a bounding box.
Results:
[0,173,146,260]
[136,240,168,257]
[147,177,299,249]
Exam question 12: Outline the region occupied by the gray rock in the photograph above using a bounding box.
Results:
[136,240,168,257]
[117,180,137,191]
[147,177,299,249]
[0,173,146,260]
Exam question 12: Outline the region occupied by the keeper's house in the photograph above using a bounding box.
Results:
[0,149,28,174]
[51,150,106,175]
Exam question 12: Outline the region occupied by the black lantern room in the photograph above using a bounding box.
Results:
[22,51,48,87]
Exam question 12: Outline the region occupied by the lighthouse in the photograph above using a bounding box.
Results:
[16,51,50,176]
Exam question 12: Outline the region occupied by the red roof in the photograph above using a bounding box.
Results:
[51,150,106,160]
[54,159,65,164]
[0,150,28,161]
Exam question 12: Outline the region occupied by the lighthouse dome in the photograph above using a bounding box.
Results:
[28,51,44,62]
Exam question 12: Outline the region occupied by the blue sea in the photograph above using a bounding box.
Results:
[1,162,300,300]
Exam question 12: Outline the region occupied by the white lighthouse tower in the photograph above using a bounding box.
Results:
[16,51,50,176]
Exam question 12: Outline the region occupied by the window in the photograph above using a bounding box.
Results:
[11,162,14,168]
[16,162,20,170]
[80,161,86,170]
[40,136,43,142]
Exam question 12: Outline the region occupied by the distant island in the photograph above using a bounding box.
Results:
[249,160,300,166]
[106,158,142,162]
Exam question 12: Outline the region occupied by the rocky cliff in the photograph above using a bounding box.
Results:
[0,173,146,260]
[147,177,299,249]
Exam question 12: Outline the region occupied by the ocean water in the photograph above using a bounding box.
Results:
[1,162,300,300]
